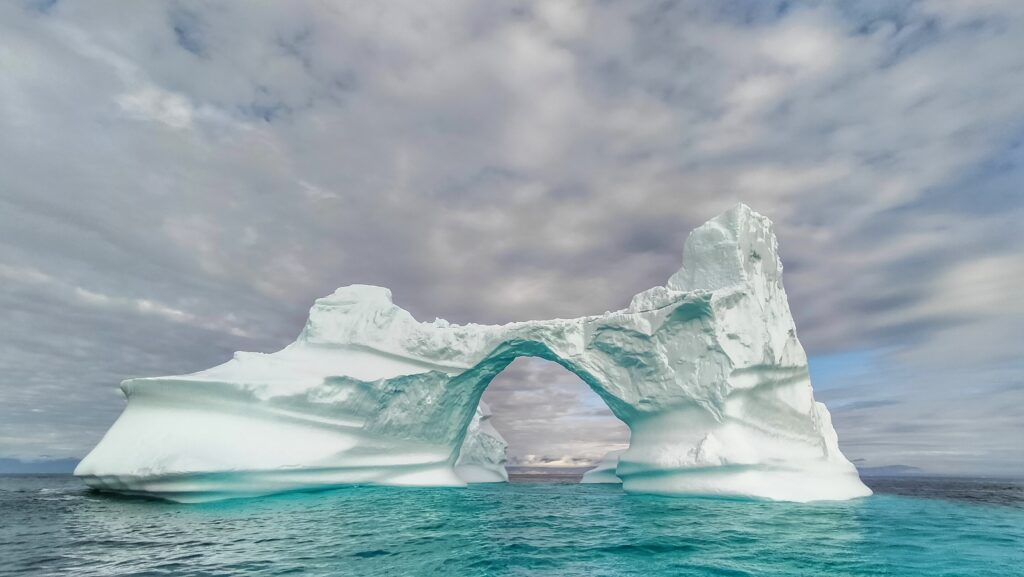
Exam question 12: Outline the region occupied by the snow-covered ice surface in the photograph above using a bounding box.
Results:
[76,204,870,503]
[455,401,508,483]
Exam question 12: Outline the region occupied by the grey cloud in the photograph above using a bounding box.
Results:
[0,0,1022,472]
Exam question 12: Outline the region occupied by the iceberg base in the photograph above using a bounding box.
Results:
[620,466,871,502]
[78,464,466,504]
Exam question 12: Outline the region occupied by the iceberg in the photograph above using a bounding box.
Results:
[76,204,871,503]
[454,401,509,483]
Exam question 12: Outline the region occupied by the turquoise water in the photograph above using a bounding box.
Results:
[1,475,1022,576]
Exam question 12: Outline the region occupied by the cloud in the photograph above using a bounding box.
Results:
[0,0,1022,472]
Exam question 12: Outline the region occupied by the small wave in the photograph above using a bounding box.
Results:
[352,549,391,558]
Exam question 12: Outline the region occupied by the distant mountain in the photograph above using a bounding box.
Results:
[0,458,80,474]
[856,464,925,477]
[506,466,594,474]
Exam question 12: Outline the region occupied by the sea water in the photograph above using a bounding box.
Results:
[1,475,1021,576]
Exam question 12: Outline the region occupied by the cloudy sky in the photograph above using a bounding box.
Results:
[1,0,1022,475]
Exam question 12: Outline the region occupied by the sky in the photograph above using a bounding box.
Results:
[0,0,1022,476]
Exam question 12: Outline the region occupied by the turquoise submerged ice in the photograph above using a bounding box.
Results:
[76,204,870,502]
[2,476,1022,577]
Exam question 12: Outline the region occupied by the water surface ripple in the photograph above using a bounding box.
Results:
[1,475,1021,576]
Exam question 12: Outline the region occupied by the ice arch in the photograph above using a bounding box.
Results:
[76,205,871,502]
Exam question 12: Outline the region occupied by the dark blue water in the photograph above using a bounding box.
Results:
[1,475,1021,576]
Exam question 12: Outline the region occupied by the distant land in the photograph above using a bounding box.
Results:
[511,464,942,479]
[506,466,594,475]
[0,458,79,474]
[855,465,925,477]
[0,458,989,479]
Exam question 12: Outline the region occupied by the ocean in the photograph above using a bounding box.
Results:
[1,474,1021,576]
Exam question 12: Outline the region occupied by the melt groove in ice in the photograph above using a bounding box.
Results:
[76,204,871,503]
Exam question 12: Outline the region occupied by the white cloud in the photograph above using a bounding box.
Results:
[116,85,195,129]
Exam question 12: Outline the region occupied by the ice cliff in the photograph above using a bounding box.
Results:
[76,204,871,503]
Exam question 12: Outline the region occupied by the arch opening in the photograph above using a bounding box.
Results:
[459,356,629,481]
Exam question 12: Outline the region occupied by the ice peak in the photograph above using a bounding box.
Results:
[667,203,781,293]
[316,284,394,306]
[299,284,412,346]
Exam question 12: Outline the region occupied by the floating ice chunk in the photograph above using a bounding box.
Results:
[455,401,508,483]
